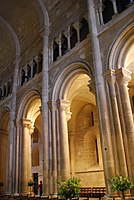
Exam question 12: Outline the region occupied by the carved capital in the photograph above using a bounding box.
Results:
[57,99,72,121]
[116,68,132,85]
[88,78,96,94]
[103,69,116,84]
[21,119,32,129]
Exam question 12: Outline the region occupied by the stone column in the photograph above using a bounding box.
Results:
[87,1,116,197]
[6,55,20,194]
[104,69,128,176]
[57,99,71,180]
[96,133,103,168]
[48,101,58,196]
[111,0,118,14]
[14,119,21,195]
[74,22,80,43]
[66,27,71,51]
[116,68,134,183]
[58,35,62,57]
[97,2,104,25]
[21,119,32,194]
[41,27,49,196]
[69,132,75,177]
[50,42,54,63]
[0,130,8,193]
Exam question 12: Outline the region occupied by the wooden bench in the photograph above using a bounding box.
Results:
[79,187,106,200]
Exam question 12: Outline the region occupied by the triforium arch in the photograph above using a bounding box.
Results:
[16,91,42,195]
[0,108,10,193]
[104,22,134,194]
[49,62,105,195]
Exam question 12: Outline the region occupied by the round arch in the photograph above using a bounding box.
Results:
[50,61,105,187]
[52,62,93,100]
[17,90,42,194]
[108,22,134,70]
[0,107,10,130]
[17,90,41,122]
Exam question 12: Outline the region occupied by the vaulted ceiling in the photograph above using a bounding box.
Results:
[0,0,48,77]
[0,0,78,79]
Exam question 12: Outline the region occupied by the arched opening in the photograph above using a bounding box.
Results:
[102,0,114,24]
[80,18,89,42]
[124,42,134,118]
[116,0,131,13]
[107,24,134,188]
[38,53,43,73]
[52,63,105,188]
[67,74,104,186]
[61,33,68,56]
[0,88,3,100]
[53,40,59,62]
[18,91,42,195]
[33,59,37,77]
[70,26,78,49]
[21,69,25,86]
[0,108,10,193]
[27,64,31,80]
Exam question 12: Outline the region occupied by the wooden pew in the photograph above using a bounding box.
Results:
[79,187,106,200]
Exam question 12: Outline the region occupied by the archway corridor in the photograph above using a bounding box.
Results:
[67,74,105,187]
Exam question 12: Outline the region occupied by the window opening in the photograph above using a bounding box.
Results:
[102,0,114,24]
[21,69,25,86]
[80,18,89,42]
[70,26,78,49]
[33,59,37,77]
[116,0,131,13]
[61,34,68,56]
[53,40,59,61]
[38,53,43,73]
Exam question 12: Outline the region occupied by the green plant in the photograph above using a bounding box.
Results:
[27,179,34,196]
[57,177,81,199]
[27,179,34,187]
[110,176,131,200]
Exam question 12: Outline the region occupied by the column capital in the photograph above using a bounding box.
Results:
[103,69,116,84]
[88,78,96,94]
[116,68,132,85]
[21,119,32,128]
[73,22,80,30]
[57,99,72,121]
[40,26,49,37]
[57,99,70,111]
[95,2,104,12]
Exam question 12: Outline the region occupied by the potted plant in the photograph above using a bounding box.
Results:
[57,177,81,200]
[110,175,131,200]
[28,179,34,196]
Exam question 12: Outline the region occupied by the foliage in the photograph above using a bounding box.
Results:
[57,177,81,199]
[27,179,34,187]
[111,176,131,192]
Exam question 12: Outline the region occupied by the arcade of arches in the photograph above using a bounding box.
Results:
[0,0,134,199]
